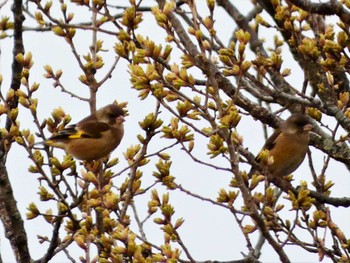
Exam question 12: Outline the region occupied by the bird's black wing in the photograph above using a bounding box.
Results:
[50,122,110,140]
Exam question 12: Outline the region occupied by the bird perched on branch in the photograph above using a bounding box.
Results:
[45,104,125,161]
[249,113,312,178]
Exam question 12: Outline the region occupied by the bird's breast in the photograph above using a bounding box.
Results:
[267,132,309,177]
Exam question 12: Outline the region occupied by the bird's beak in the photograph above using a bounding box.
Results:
[116,115,125,124]
[303,124,313,132]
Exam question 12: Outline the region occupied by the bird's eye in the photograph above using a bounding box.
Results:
[296,120,309,126]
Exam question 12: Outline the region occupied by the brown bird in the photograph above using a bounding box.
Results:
[250,113,312,178]
[45,104,125,161]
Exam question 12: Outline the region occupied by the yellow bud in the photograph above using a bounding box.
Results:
[307,107,322,121]
[241,61,251,72]
[188,26,196,35]
[195,29,203,40]
[61,3,67,12]
[57,202,68,213]
[104,192,118,210]
[243,224,256,234]
[15,136,24,145]
[44,64,53,76]
[18,97,29,108]
[27,134,35,147]
[202,40,211,50]
[15,53,24,64]
[49,157,62,170]
[203,16,213,29]
[82,170,97,183]
[102,184,112,193]
[207,0,215,11]
[52,26,66,37]
[6,89,15,101]
[163,1,175,15]
[28,165,39,173]
[10,125,19,137]
[74,236,87,250]
[30,82,40,93]
[188,140,194,152]
[113,246,126,254]
[106,157,119,168]
[0,104,7,115]
[15,90,26,98]
[326,71,334,85]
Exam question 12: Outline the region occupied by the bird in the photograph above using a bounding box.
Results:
[44,104,125,161]
[249,113,312,178]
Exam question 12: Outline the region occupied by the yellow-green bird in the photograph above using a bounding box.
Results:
[250,113,312,178]
[45,104,125,161]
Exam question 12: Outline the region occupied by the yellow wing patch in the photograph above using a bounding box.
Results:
[67,130,85,139]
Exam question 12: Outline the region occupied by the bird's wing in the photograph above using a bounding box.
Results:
[262,128,282,150]
[51,121,110,140]
[255,128,281,162]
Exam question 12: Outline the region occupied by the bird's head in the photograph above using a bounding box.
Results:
[97,104,125,125]
[283,113,313,134]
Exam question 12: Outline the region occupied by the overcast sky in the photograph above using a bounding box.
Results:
[0,1,349,262]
